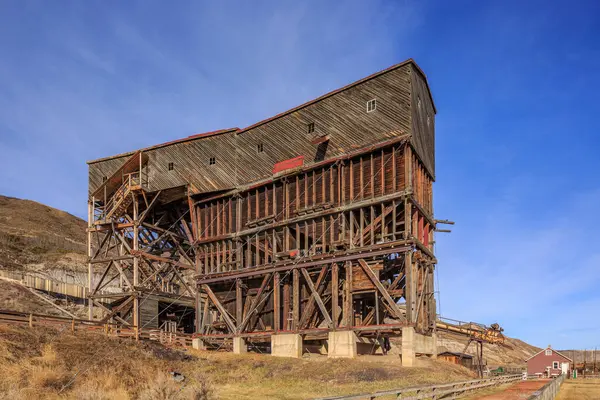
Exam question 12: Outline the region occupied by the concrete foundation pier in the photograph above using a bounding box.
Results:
[328,330,357,358]
[233,336,247,354]
[401,326,436,367]
[271,333,303,358]
[192,338,207,350]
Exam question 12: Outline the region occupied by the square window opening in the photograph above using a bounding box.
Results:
[102,176,107,182]
[209,157,216,165]
[257,143,264,153]
[367,99,377,112]
[307,122,315,134]
[552,362,559,369]
[168,162,174,171]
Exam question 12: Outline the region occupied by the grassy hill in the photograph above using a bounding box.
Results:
[0,325,475,400]
[0,195,86,272]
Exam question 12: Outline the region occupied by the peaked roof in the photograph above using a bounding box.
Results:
[87,59,435,165]
[526,346,573,362]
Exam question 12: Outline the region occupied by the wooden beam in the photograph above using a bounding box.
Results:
[273,272,280,332]
[238,273,272,333]
[357,259,406,322]
[300,268,332,327]
[202,284,237,333]
[293,269,299,331]
[332,263,339,329]
[299,266,328,328]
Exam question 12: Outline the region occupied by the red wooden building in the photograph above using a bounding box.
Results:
[526,346,572,377]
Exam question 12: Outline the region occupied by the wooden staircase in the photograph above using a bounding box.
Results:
[104,180,133,221]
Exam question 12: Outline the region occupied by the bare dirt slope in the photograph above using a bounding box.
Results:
[0,280,89,318]
[437,331,541,368]
[0,195,86,273]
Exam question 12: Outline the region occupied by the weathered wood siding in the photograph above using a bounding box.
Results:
[234,65,412,185]
[195,142,411,275]
[410,66,436,178]
[88,130,239,196]
[139,298,159,329]
[88,61,433,198]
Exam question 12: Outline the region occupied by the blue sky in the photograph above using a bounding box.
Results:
[0,1,599,349]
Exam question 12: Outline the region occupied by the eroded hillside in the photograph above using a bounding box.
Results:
[0,195,87,273]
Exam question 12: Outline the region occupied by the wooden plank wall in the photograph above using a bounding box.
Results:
[193,143,440,275]
[88,63,427,197]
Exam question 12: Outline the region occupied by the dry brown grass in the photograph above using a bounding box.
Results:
[556,379,600,400]
[0,325,475,399]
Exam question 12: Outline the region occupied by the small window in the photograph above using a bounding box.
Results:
[552,361,559,369]
[168,162,174,171]
[545,349,552,356]
[209,157,216,165]
[367,99,377,112]
[257,143,264,153]
[102,176,107,182]
[307,122,315,134]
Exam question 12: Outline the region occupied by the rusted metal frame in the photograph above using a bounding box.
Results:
[238,273,272,333]
[92,298,131,326]
[298,266,329,329]
[357,259,406,322]
[202,284,236,333]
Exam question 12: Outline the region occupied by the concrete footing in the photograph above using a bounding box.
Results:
[271,333,303,358]
[233,336,247,354]
[401,326,436,367]
[192,338,207,350]
[328,330,357,358]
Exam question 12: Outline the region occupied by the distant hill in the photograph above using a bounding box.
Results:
[436,331,541,368]
[0,195,86,272]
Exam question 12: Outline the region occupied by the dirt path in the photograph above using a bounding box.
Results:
[474,379,549,399]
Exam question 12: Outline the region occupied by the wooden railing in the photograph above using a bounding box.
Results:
[314,374,522,400]
[527,375,565,400]
[0,309,193,347]
[95,172,145,222]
